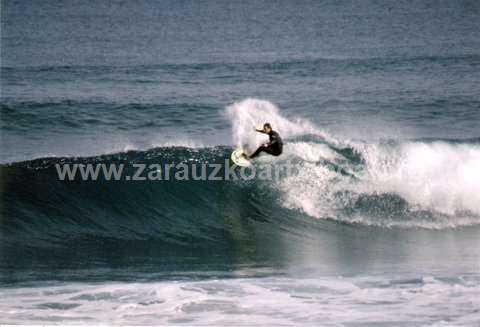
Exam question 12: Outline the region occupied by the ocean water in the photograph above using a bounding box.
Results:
[1,0,480,325]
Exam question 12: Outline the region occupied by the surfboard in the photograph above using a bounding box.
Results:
[231,149,251,167]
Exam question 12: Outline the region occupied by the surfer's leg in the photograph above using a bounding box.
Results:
[249,145,268,159]
[262,146,277,156]
[249,145,278,159]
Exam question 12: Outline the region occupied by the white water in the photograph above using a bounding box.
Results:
[1,276,479,326]
[358,141,480,216]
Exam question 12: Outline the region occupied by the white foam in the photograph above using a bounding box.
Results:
[1,276,479,325]
[286,142,339,162]
[357,141,480,216]
[278,139,480,228]
[279,162,339,219]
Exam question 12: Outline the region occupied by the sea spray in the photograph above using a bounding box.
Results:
[225,98,337,151]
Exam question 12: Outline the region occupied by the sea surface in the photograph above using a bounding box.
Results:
[1,0,480,325]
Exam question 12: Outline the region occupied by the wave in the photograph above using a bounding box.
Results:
[280,139,480,229]
[2,52,479,72]
[1,99,480,263]
[1,101,218,131]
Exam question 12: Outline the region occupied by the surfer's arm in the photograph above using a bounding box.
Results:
[254,127,267,134]
[267,138,279,147]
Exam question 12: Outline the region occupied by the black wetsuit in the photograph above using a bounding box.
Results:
[250,130,283,158]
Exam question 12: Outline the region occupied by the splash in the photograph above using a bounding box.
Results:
[358,141,480,216]
[278,139,480,228]
[225,98,336,151]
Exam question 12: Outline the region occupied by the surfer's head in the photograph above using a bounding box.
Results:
[263,123,272,133]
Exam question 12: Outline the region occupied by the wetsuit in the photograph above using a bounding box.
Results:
[250,130,283,158]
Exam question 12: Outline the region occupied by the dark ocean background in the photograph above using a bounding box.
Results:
[1,0,480,325]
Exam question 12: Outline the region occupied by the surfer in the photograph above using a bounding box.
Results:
[247,123,283,159]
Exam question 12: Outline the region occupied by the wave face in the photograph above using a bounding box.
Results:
[2,99,480,282]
